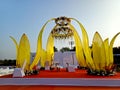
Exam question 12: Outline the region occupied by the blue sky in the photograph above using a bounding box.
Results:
[0,0,120,59]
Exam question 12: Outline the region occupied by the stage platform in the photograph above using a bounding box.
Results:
[0,69,120,86]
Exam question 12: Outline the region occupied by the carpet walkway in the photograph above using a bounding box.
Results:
[1,69,120,79]
[0,86,120,90]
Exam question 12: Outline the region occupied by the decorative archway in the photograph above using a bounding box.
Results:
[30,16,94,70]
[10,16,120,76]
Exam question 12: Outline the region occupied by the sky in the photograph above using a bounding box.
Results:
[0,0,120,60]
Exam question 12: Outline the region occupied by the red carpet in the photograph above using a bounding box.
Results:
[1,69,120,90]
[1,69,120,79]
[0,86,120,90]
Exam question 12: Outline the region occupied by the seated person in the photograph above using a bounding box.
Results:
[66,63,69,72]
[50,63,55,70]
[55,63,60,71]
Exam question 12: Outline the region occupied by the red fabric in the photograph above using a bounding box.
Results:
[1,69,120,79]
[0,86,120,90]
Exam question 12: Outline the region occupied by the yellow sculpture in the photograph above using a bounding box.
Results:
[30,18,55,69]
[10,33,30,71]
[10,36,19,66]
[89,32,120,75]
[92,32,106,71]
[69,24,86,67]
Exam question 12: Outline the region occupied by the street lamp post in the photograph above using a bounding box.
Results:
[69,40,74,50]
[69,40,74,65]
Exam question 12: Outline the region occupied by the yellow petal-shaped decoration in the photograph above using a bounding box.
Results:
[69,24,86,67]
[46,27,56,65]
[17,33,30,70]
[92,32,106,70]
[40,49,47,67]
[30,18,55,69]
[9,36,19,67]
[71,18,95,70]
[109,32,120,67]
[104,38,109,67]
[9,36,18,51]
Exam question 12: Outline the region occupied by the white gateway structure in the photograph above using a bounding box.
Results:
[31,51,78,67]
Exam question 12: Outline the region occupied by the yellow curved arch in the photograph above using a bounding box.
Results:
[30,18,55,69]
[46,26,57,66]
[71,18,95,70]
[40,49,47,67]
[69,24,86,67]
[9,36,19,67]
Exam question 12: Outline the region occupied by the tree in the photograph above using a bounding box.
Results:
[0,59,16,66]
[70,46,76,51]
[113,47,120,54]
[54,46,58,52]
[60,47,70,52]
